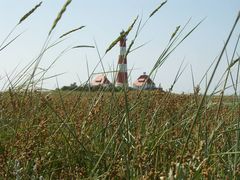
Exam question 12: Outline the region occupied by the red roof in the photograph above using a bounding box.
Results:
[133,74,155,88]
[91,74,111,86]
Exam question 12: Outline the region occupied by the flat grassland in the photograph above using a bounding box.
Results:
[1,1,239,178]
[0,90,239,179]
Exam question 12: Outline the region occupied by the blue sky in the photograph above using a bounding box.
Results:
[0,1,239,93]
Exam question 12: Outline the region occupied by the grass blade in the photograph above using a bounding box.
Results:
[59,26,85,38]
[0,32,23,52]
[49,0,72,35]
[18,1,42,25]
[72,45,95,49]
[169,25,181,42]
[149,0,167,18]
[105,16,138,54]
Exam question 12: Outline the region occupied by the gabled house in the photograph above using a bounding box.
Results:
[91,74,111,87]
[133,72,155,90]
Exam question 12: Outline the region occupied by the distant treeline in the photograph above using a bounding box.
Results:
[58,82,163,92]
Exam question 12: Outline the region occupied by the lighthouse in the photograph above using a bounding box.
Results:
[116,31,128,87]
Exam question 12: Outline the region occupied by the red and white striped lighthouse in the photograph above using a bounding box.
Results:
[116,31,128,87]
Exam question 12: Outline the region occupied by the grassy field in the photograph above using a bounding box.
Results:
[0,1,240,179]
[0,89,239,179]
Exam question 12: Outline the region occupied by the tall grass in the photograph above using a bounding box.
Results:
[0,1,240,179]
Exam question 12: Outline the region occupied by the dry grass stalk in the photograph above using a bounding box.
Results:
[72,45,95,49]
[0,33,23,52]
[149,0,167,18]
[59,26,85,39]
[49,0,72,35]
[18,1,42,25]
[105,16,138,54]
[170,25,181,42]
